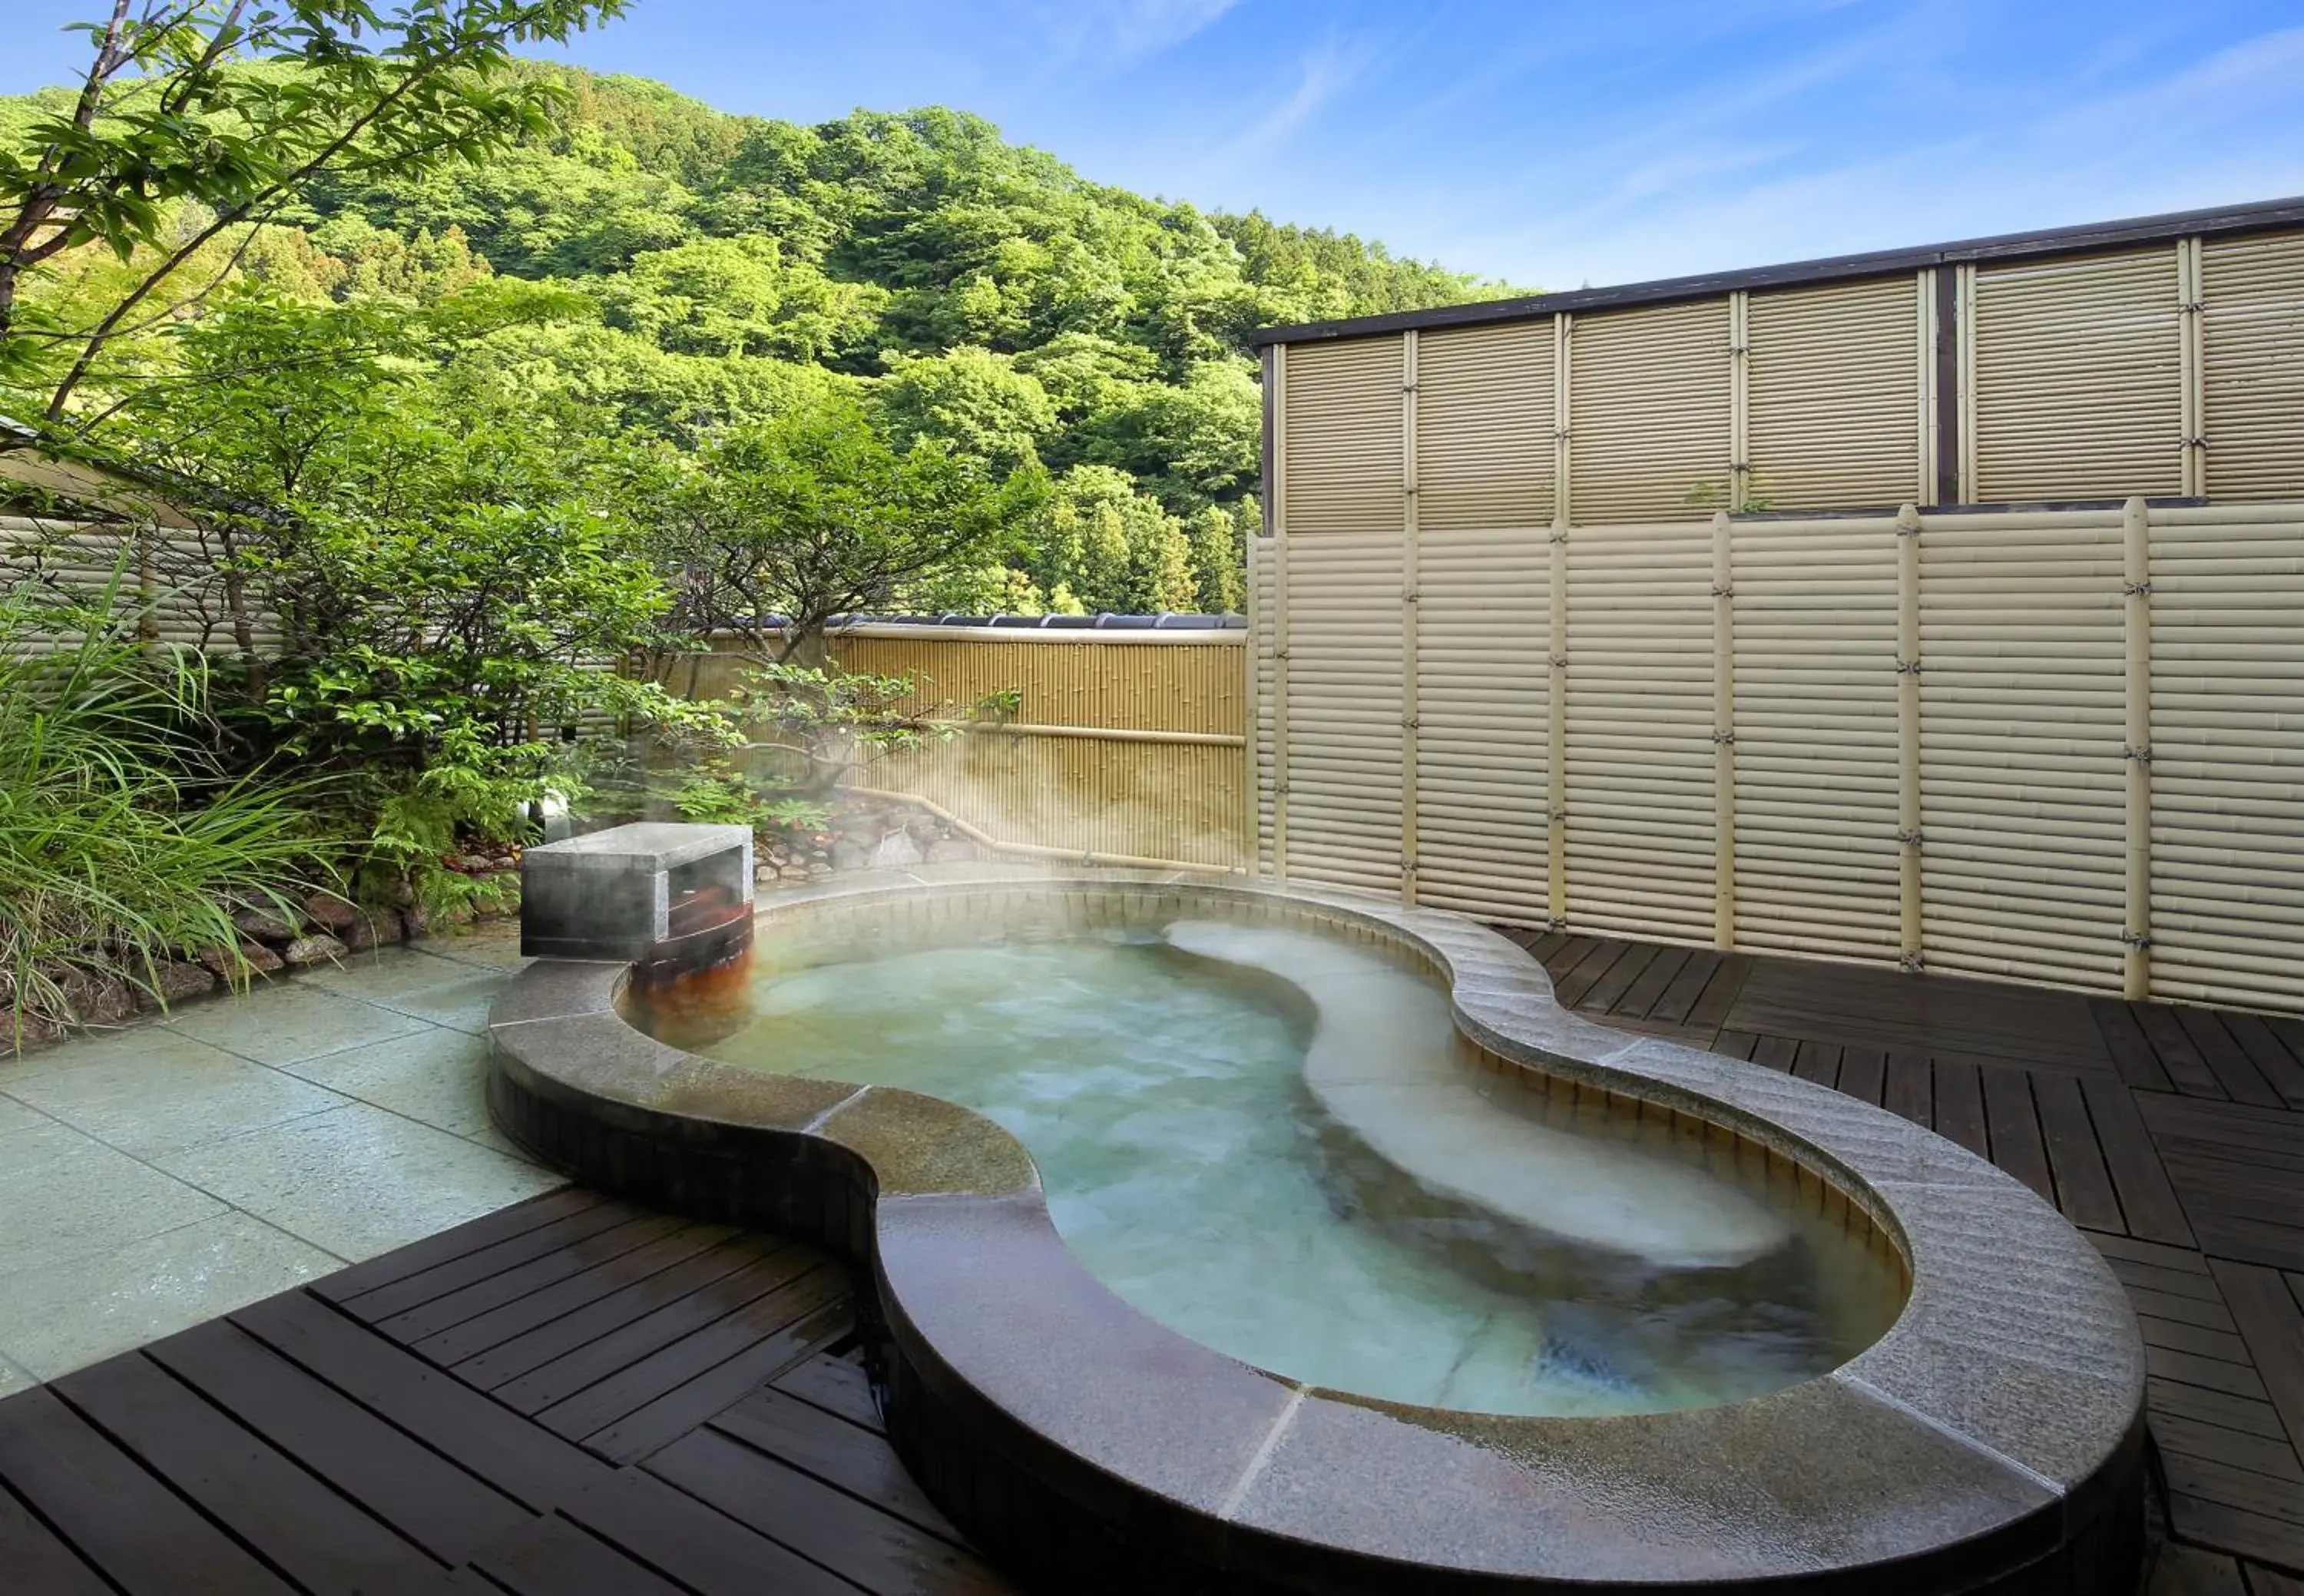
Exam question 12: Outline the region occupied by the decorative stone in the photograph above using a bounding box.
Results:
[399,905,429,940]
[61,964,137,1025]
[833,840,872,871]
[300,891,361,932]
[202,939,284,978]
[281,933,347,968]
[151,959,218,1005]
[341,912,406,952]
[232,906,296,942]
[869,832,925,869]
[925,839,979,863]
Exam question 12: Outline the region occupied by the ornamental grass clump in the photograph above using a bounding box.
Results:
[0,573,323,1045]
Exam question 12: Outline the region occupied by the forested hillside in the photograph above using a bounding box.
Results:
[3,65,1501,613]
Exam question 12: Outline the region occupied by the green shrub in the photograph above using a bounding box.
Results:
[0,574,325,1044]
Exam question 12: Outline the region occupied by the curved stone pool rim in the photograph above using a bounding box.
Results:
[487,869,2147,1594]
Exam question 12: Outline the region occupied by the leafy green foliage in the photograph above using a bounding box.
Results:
[0,570,327,1043]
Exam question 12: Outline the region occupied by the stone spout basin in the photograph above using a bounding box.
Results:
[487,869,2147,1595]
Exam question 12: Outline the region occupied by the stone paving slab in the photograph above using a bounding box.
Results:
[0,933,563,1382]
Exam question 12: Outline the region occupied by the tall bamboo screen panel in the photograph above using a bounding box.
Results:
[831,628,1245,872]
[1257,224,2304,1014]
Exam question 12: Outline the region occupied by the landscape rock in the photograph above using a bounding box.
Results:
[154,959,220,1005]
[925,838,979,863]
[832,839,872,871]
[281,934,347,968]
[233,906,297,942]
[300,892,361,932]
[870,832,925,869]
[399,905,429,940]
[219,940,286,977]
[60,965,137,1026]
[341,912,406,952]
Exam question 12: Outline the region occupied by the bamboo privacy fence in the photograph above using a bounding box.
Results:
[694,624,1250,873]
[1251,488,2304,1015]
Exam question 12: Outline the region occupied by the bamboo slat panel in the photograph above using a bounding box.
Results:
[1567,300,1731,524]
[1746,276,1922,511]
[1414,525,1551,922]
[1415,321,1557,531]
[2201,228,2304,502]
[1282,530,1403,892]
[868,732,1243,869]
[1,515,281,654]
[831,633,1241,735]
[1282,336,1403,537]
[1916,509,2127,989]
[1730,515,1902,960]
[2145,504,2304,1010]
[1250,534,1278,876]
[1971,247,2183,502]
[1561,519,1716,942]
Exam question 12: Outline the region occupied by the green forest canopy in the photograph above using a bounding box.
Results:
[2,65,1511,614]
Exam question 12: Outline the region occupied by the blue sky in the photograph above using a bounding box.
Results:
[8,1,2304,292]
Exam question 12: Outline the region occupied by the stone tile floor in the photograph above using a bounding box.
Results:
[0,922,564,1393]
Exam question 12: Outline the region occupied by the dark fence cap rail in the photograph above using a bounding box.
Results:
[1251,192,2304,348]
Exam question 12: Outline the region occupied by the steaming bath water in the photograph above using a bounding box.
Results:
[639,917,1903,1416]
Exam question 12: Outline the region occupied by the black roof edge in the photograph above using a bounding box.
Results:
[1250,193,2304,348]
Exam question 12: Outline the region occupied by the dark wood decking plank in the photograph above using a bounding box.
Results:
[2140,1316,2257,1366]
[1526,931,1574,963]
[2223,1013,2304,1113]
[376,1212,704,1344]
[1604,942,1685,1018]
[1883,1049,1932,1127]
[1682,952,1754,1031]
[2082,1078,2198,1248]
[0,1386,296,1596]
[2165,1452,2304,1536]
[418,1228,779,1371]
[1648,948,1723,1026]
[1538,935,1600,978]
[773,1353,884,1434]
[230,1290,611,1514]
[465,1511,693,1596]
[2091,998,2177,1093]
[2249,1561,2304,1596]
[336,1200,646,1326]
[2175,1007,2286,1110]
[648,1426,1015,1596]
[1836,1046,1886,1108]
[1791,1039,1842,1089]
[1749,1034,1799,1074]
[551,1469,866,1596]
[145,1318,534,1566]
[2090,1230,2211,1273]
[1710,1030,1760,1063]
[312,1188,604,1307]
[1553,940,1632,1009]
[1723,962,2110,1073]
[2164,1490,2304,1579]
[2210,1260,2304,1467]
[2150,1349,2272,1402]
[2113,1257,2229,1305]
[2031,1072,2125,1233]
[0,1481,112,1596]
[2127,1286,2242,1333]
[52,1352,453,1596]
[2150,1378,2294,1442]
[1932,1059,1991,1161]
[2146,1543,2250,1596]
[709,1386,960,1539]
[2134,1004,2231,1101]
[1980,1065,2054,1202]
[485,1250,830,1412]
[2150,1412,2304,1484]
[539,1273,852,1455]
[578,1296,854,1465]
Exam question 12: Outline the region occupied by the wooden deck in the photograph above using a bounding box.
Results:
[0,1187,1018,1595]
[1507,929,2304,1592]
[3,936,2301,1592]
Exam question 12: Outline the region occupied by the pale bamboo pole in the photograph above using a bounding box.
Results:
[2123,494,2154,999]
[1399,329,1421,907]
[1712,509,1736,949]
[1270,343,1291,883]
[1896,502,1925,969]
[2178,238,2206,498]
[1728,290,1751,512]
[1956,265,1979,502]
[1548,313,1573,928]
[1917,269,1939,505]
